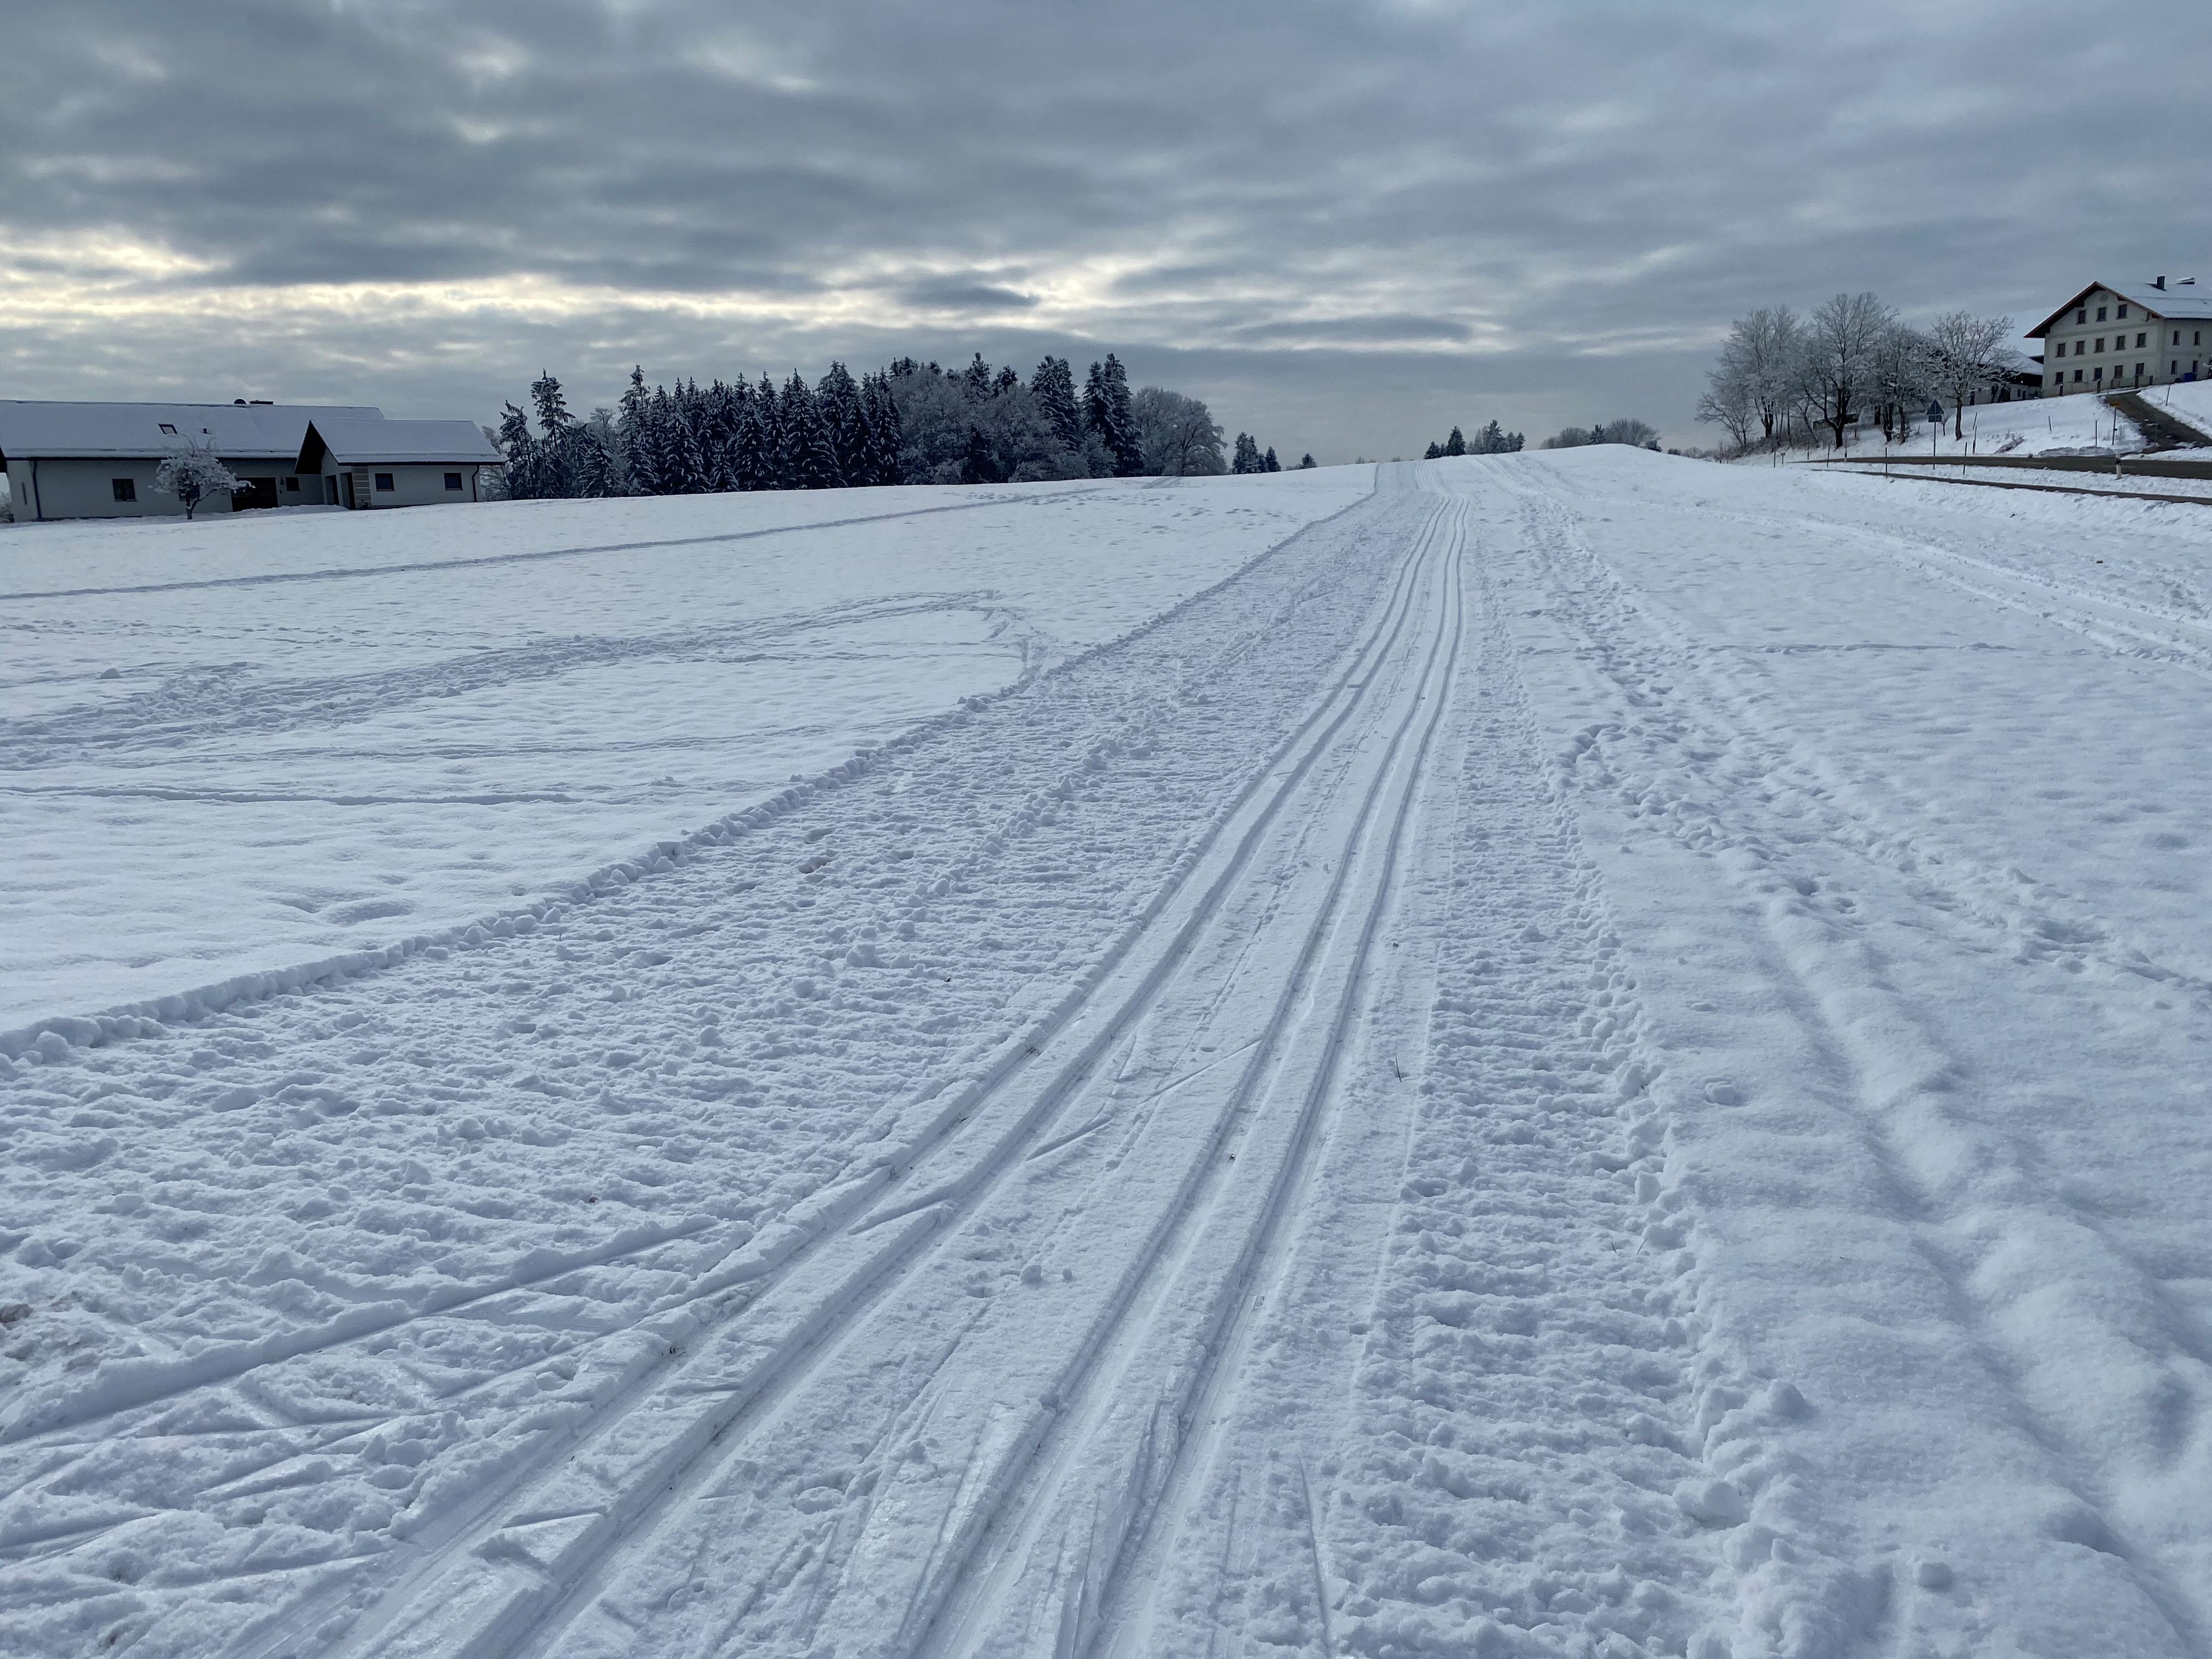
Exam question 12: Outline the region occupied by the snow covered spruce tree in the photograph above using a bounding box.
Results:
[152,439,240,520]
[500,373,623,499]
[1031,357,1087,456]
[1231,432,1263,473]
[1085,355,1144,476]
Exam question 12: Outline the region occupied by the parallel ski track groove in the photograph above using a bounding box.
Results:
[499,499,1462,1659]
[898,504,1451,1659]
[918,500,1468,1659]
[300,483,1447,1659]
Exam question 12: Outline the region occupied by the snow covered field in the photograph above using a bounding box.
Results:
[5,453,2211,1658]
[0,473,1368,1031]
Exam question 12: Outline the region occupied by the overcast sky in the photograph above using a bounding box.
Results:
[5,1,2209,460]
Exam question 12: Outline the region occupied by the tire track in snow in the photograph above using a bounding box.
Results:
[1513,473,2212,1011]
[0,489,1103,606]
[0,593,1007,754]
[1508,465,2212,1655]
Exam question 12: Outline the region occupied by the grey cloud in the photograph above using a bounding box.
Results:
[1227,317,1474,346]
[901,279,1041,312]
[2,0,2209,459]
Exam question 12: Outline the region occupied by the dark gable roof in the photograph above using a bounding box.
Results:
[0,400,381,465]
[2026,280,2212,337]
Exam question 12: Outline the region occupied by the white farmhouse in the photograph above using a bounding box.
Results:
[2029,277,2212,396]
[0,399,502,521]
[295,417,505,510]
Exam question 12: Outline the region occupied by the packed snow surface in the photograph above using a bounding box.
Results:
[0,474,1368,1030]
[4,455,2211,1659]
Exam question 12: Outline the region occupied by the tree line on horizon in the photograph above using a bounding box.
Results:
[494,353,1299,498]
[1423,420,1525,458]
[1697,294,2027,453]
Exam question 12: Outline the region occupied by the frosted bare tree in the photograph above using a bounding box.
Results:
[1698,307,1804,449]
[1798,292,1896,449]
[1132,387,1226,475]
[1925,311,2025,438]
[1694,371,1756,449]
[1866,324,1934,444]
[153,439,241,521]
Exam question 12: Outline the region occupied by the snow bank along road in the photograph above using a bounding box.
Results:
[4,452,2211,1658]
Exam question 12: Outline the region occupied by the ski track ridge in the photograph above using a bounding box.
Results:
[909,500,1468,1659]
[308,483,1457,1659]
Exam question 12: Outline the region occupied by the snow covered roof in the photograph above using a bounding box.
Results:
[2025,280,2212,336]
[0,400,382,464]
[296,417,504,470]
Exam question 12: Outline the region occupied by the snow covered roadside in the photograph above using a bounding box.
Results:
[1819,465,2212,505]
[0,472,1370,1034]
[1746,377,2212,462]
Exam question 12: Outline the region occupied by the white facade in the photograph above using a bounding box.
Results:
[296,417,505,510]
[2030,280,2212,397]
[0,400,500,521]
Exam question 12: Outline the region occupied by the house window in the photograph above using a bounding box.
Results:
[2097,306,2108,321]
[2076,308,2087,324]
[2197,332,2203,346]
[2137,332,2147,348]
[2074,368,2084,381]
[2176,332,2183,345]
[2117,304,2129,319]
[111,478,137,502]
[374,472,395,492]
[158,422,177,436]
[2094,366,2103,381]
[444,472,463,490]
[284,476,300,492]
[2076,341,2086,355]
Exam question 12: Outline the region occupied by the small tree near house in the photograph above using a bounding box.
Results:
[154,440,241,520]
[1925,311,2024,438]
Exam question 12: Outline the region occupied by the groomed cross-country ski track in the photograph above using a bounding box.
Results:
[5,454,2211,1659]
